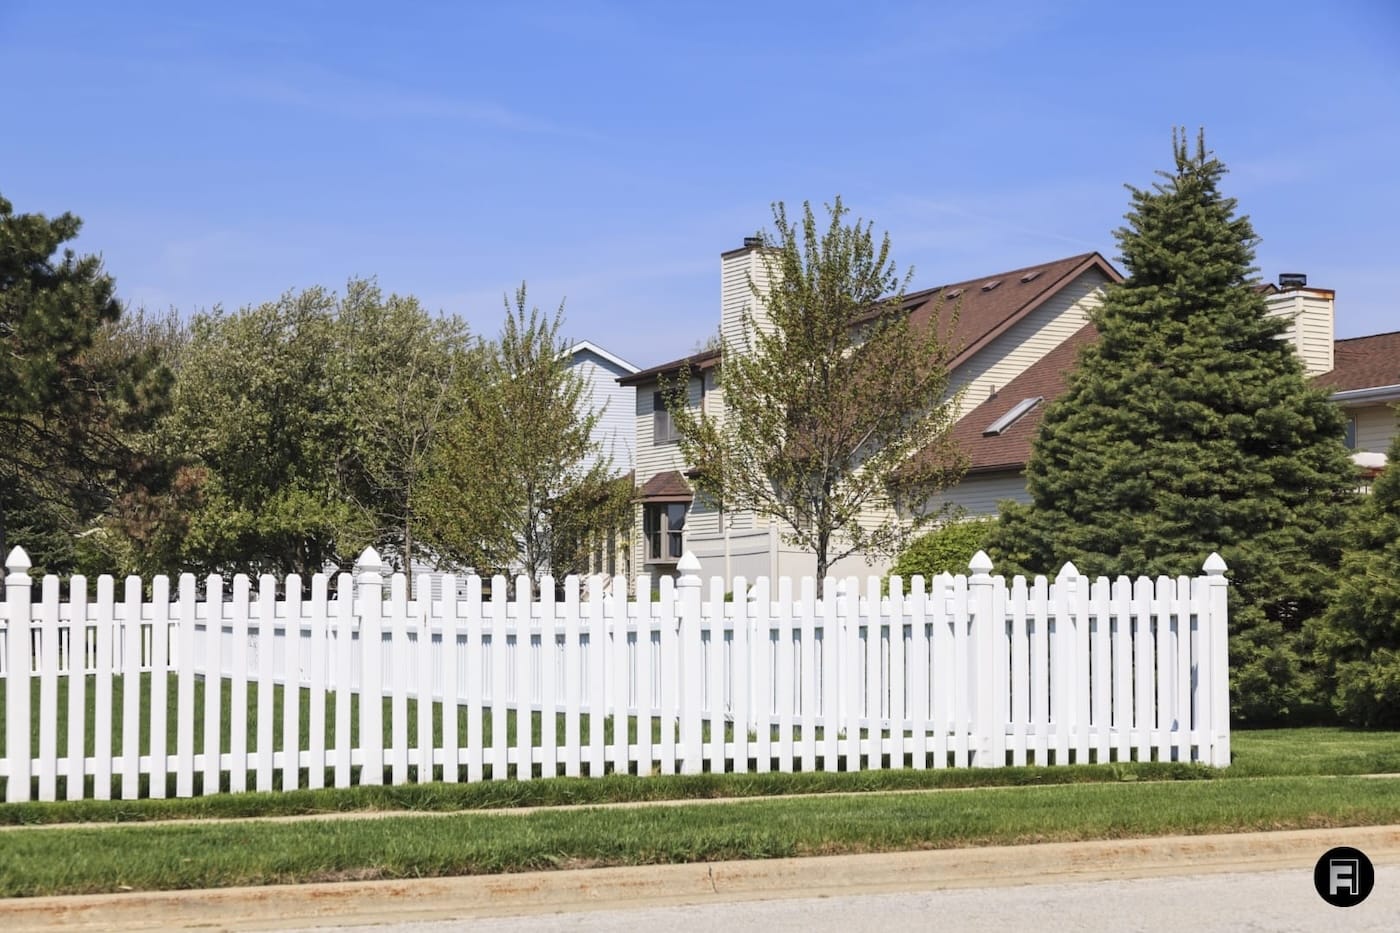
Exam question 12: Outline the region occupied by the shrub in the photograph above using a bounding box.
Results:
[888,516,998,582]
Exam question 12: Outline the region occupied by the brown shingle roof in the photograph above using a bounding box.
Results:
[947,323,1098,474]
[637,470,693,502]
[617,348,721,387]
[1314,331,1400,393]
[620,253,1120,385]
[894,252,1119,366]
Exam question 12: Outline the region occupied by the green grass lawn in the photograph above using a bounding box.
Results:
[2,774,1398,897]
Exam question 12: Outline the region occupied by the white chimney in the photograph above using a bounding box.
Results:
[720,237,779,356]
[1265,275,1334,376]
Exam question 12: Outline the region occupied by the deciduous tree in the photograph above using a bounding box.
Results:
[669,198,964,589]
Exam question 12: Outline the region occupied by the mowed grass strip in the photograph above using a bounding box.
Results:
[3,776,1399,897]
[1,728,1397,826]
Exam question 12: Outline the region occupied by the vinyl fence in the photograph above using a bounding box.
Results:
[0,546,1231,803]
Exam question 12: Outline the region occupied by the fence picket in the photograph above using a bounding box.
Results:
[634,578,653,777]
[255,575,276,793]
[148,575,170,799]
[466,575,485,782]
[358,555,385,787]
[120,576,143,799]
[38,574,60,801]
[656,575,677,775]
[1089,575,1109,764]
[512,576,532,781]
[539,576,558,780]
[306,574,327,790]
[561,576,581,779]
[440,575,460,783]
[1010,575,1029,768]
[175,575,196,797]
[842,577,861,771]
[731,577,750,774]
[1133,576,1154,761]
[389,574,410,786]
[277,576,300,791]
[908,576,929,770]
[415,577,434,784]
[754,577,774,774]
[799,577,817,773]
[776,577,795,773]
[820,578,839,773]
[333,573,354,788]
[706,577,726,775]
[66,577,90,801]
[608,575,627,776]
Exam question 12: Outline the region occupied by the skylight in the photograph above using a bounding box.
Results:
[983,396,1043,436]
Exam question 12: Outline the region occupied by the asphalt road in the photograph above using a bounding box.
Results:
[286,864,1400,933]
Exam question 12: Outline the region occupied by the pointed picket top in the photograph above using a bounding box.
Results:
[968,550,994,576]
[1202,552,1228,576]
[1056,560,1079,580]
[5,545,31,574]
[676,551,702,576]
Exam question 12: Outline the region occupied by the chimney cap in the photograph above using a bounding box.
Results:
[1278,272,1307,289]
[742,236,763,249]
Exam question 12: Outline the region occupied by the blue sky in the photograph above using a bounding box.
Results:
[4,0,1398,368]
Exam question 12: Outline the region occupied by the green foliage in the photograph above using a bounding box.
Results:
[423,286,617,580]
[987,131,1359,724]
[670,197,964,587]
[888,516,997,581]
[1313,426,1400,727]
[0,193,173,576]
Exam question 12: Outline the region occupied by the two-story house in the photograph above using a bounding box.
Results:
[620,241,1123,584]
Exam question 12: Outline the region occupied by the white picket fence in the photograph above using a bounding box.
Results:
[0,545,1231,803]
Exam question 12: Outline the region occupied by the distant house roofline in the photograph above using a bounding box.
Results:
[562,339,641,374]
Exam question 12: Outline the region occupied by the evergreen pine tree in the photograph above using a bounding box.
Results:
[1313,430,1400,727]
[987,131,1359,723]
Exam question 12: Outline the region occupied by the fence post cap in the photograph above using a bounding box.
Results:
[968,550,994,575]
[1203,552,1228,576]
[5,545,31,574]
[1056,560,1079,580]
[676,551,701,575]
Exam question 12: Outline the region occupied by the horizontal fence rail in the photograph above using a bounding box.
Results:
[0,546,1231,802]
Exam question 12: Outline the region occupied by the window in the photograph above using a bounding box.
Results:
[653,391,680,444]
[644,502,688,562]
[1344,417,1358,450]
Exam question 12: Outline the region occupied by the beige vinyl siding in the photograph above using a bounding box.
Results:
[1266,290,1335,376]
[946,269,1110,414]
[1347,403,1399,454]
[931,471,1029,518]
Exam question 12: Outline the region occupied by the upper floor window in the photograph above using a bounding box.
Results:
[653,391,681,444]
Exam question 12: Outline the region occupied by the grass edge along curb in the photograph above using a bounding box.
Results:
[0,761,1214,826]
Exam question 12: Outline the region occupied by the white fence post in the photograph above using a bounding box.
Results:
[5,547,33,802]
[676,552,702,774]
[1203,553,1230,767]
[968,550,999,768]
[356,547,385,785]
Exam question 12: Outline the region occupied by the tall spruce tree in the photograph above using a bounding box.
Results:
[988,131,1358,723]
[1312,430,1400,727]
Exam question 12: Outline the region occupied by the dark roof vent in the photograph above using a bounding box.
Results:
[1278,272,1307,289]
[981,280,1002,292]
[945,288,964,299]
[743,236,764,249]
[1020,270,1044,283]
